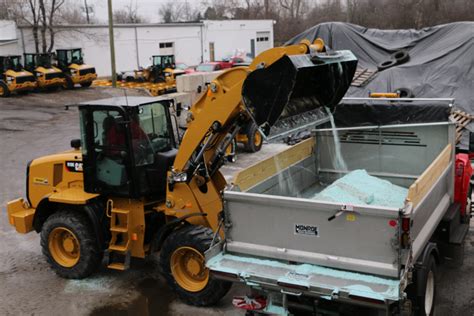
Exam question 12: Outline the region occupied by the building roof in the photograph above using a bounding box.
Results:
[17,20,275,29]
[0,39,18,46]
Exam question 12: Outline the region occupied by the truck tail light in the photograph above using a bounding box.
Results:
[401,218,410,232]
[401,217,411,248]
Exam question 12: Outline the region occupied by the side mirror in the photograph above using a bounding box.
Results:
[71,139,81,149]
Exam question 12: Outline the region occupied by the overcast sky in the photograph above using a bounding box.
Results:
[89,0,200,23]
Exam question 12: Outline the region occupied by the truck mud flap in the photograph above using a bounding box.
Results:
[242,50,357,131]
[207,253,400,306]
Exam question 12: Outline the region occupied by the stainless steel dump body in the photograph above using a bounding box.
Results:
[207,118,456,310]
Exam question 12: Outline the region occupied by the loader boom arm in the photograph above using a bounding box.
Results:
[163,40,357,230]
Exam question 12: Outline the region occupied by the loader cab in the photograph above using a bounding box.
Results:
[56,48,83,69]
[79,97,178,199]
[2,55,24,72]
[24,53,53,71]
[152,55,175,70]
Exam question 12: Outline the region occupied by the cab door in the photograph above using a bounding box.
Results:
[80,107,133,197]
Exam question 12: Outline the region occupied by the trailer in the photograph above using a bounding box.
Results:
[206,98,472,315]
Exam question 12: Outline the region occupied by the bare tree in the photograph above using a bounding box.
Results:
[114,1,147,24]
[8,0,65,53]
[159,0,201,22]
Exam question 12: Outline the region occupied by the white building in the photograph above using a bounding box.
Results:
[0,20,20,55]
[13,20,274,77]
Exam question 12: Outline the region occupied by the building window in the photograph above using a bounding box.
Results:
[256,37,269,42]
[159,42,173,48]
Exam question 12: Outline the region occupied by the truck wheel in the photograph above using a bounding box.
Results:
[0,81,10,97]
[415,254,437,316]
[160,225,231,306]
[40,210,101,279]
[244,123,263,153]
[63,75,74,90]
[80,81,92,88]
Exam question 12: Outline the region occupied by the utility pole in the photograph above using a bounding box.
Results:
[107,0,117,87]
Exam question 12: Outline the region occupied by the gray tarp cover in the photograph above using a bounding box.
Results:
[286,22,474,148]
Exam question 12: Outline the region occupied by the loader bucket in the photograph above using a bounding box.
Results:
[242,50,357,132]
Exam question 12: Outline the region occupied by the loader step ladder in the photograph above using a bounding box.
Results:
[106,208,132,271]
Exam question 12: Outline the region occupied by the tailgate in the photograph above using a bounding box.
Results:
[223,191,401,277]
[207,252,400,304]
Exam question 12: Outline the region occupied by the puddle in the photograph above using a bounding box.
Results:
[89,278,175,316]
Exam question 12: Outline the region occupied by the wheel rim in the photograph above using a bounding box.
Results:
[254,130,262,147]
[48,227,80,268]
[424,270,434,315]
[0,85,4,96]
[170,246,209,292]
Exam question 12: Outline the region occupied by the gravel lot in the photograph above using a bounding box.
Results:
[0,87,472,316]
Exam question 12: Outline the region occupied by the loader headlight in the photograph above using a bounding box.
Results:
[6,76,13,83]
[171,171,187,183]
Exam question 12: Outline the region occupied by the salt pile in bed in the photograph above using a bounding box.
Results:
[312,169,408,208]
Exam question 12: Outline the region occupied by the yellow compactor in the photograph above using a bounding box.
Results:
[0,55,36,97]
[24,53,65,90]
[7,39,357,306]
[55,48,97,89]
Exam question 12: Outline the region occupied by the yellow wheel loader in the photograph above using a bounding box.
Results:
[6,40,357,306]
[133,54,184,84]
[0,55,37,97]
[24,53,66,91]
[55,48,97,89]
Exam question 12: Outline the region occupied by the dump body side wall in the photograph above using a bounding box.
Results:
[224,190,400,277]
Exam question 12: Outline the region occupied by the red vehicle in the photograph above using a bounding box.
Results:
[175,62,195,74]
[195,62,225,73]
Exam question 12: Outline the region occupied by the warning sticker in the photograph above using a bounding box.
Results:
[66,161,83,172]
[294,224,319,237]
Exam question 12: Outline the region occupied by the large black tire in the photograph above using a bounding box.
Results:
[63,75,74,90]
[412,254,437,316]
[394,87,414,98]
[0,80,10,97]
[377,59,397,71]
[160,225,232,306]
[80,81,92,88]
[244,123,263,153]
[391,50,410,64]
[40,210,102,279]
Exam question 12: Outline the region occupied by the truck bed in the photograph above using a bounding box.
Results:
[209,122,455,282]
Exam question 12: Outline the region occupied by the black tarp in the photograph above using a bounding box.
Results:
[286,22,474,147]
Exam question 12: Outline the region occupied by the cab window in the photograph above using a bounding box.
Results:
[130,102,173,166]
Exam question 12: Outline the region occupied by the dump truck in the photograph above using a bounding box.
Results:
[6,39,357,305]
[205,98,473,316]
[0,55,36,97]
[55,48,97,89]
[24,53,66,90]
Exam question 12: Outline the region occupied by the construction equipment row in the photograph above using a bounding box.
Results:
[0,48,96,97]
